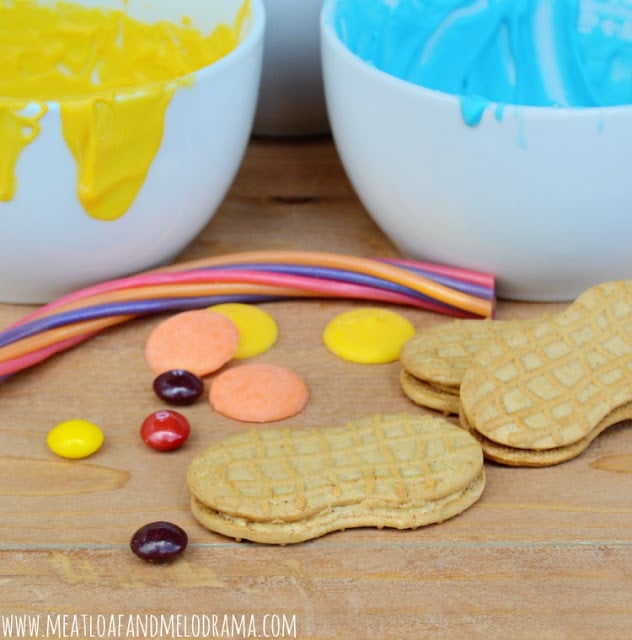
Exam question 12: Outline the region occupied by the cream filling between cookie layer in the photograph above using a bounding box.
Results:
[191,471,485,544]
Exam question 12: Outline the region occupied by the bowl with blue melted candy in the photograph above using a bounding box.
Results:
[0,0,264,304]
[321,0,632,300]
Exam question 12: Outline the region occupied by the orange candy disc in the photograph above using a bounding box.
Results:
[144,309,239,377]
[209,363,309,423]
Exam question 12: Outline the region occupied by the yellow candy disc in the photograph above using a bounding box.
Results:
[208,303,278,359]
[46,419,104,459]
[323,307,416,364]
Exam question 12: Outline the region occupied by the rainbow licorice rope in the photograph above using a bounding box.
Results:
[0,250,495,378]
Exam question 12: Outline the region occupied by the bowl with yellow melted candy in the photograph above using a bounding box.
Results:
[0,0,264,303]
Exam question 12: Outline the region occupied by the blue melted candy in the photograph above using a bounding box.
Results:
[329,0,632,125]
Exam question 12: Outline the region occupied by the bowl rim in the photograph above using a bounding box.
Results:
[1,0,266,107]
[320,0,632,119]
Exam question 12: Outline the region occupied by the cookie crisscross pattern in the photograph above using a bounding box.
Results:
[187,413,483,522]
[461,281,632,450]
[400,318,519,386]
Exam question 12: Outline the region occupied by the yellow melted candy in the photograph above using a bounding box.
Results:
[0,0,250,220]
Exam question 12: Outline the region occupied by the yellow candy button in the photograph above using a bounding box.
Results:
[208,303,278,359]
[323,307,416,364]
[46,419,104,459]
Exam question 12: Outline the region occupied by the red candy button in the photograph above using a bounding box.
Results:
[140,409,190,451]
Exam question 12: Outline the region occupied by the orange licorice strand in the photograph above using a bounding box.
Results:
[26,283,315,318]
[0,287,325,363]
[0,315,136,363]
[156,250,492,317]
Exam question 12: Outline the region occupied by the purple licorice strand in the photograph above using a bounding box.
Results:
[0,271,480,350]
[199,262,491,302]
[0,295,279,350]
[0,295,279,381]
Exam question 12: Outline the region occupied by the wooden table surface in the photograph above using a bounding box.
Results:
[1,137,631,639]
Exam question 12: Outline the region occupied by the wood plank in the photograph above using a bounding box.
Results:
[1,545,630,638]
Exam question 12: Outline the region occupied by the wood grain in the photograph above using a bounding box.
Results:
[0,137,631,638]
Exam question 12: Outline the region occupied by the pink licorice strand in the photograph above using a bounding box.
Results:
[5,269,256,327]
[9,253,490,328]
[5,278,469,360]
[5,270,215,327]
[160,250,489,316]
[8,268,487,327]
[380,257,494,288]
[311,285,471,315]
[0,333,97,378]
[8,260,424,325]
[0,281,477,377]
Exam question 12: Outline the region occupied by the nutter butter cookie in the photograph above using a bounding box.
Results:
[460,281,632,466]
[187,413,485,544]
[399,318,523,414]
[400,368,462,415]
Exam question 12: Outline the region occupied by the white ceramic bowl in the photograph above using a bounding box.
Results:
[321,0,632,301]
[0,0,264,304]
[253,0,328,136]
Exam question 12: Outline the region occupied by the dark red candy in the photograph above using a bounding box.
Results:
[130,521,188,562]
[153,369,204,405]
[140,409,190,451]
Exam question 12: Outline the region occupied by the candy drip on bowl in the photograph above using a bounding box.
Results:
[0,0,265,303]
